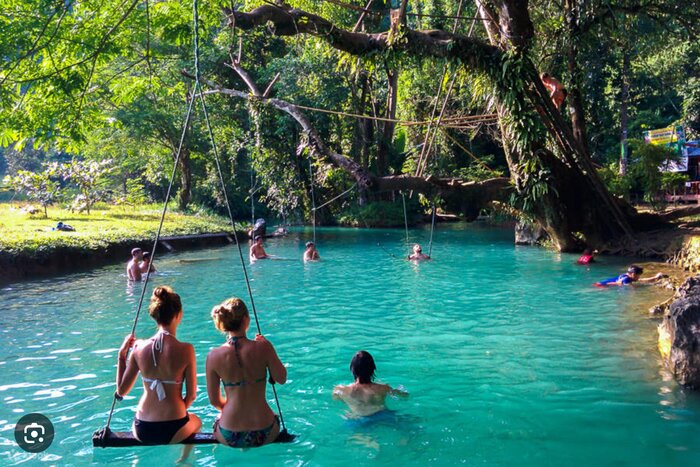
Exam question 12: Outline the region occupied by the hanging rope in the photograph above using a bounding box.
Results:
[401,191,410,256]
[312,183,357,212]
[308,159,317,244]
[103,80,198,434]
[192,0,289,434]
[428,202,436,258]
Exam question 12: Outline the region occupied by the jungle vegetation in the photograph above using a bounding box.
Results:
[1,0,699,250]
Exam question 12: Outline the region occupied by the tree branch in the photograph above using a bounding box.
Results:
[225,5,501,71]
[182,69,511,208]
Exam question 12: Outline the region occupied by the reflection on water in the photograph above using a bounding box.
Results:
[0,225,699,466]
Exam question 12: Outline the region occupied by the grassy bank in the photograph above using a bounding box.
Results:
[0,202,234,258]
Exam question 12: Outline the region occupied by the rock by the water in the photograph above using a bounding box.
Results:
[514,221,547,246]
[658,275,700,388]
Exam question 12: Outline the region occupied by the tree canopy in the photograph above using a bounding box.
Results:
[2,0,699,249]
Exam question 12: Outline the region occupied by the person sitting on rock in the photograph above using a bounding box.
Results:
[408,244,430,261]
[595,265,666,287]
[540,73,567,109]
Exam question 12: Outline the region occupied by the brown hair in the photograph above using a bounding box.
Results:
[148,286,182,325]
[211,297,249,332]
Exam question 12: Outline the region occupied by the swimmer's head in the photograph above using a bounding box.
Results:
[627,265,643,277]
[142,252,151,262]
[211,297,249,332]
[254,235,263,243]
[350,350,376,384]
[131,247,143,258]
[306,241,315,249]
[149,285,182,325]
[541,72,550,80]
[582,249,593,256]
[413,244,422,253]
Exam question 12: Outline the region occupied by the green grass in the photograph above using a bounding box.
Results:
[0,202,236,258]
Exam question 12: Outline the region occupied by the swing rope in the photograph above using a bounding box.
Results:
[401,192,410,256]
[102,75,198,434]
[309,159,316,244]
[428,202,436,258]
[312,183,357,212]
[192,0,288,433]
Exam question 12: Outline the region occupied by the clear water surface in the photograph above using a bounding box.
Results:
[0,225,697,466]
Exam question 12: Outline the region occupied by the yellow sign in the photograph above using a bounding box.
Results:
[644,126,678,145]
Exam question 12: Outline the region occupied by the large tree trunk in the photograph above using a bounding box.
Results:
[620,49,631,176]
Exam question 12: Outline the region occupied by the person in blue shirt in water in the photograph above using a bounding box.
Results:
[595,265,666,287]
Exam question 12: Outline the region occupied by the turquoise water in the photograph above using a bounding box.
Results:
[0,224,698,466]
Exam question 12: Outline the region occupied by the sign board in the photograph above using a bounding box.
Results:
[644,125,687,172]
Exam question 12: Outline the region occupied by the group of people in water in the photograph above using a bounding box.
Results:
[126,248,157,281]
[115,286,400,460]
[248,235,321,262]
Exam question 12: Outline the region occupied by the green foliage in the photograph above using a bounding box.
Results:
[598,163,632,198]
[58,159,114,214]
[0,202,232,258]
[627,139,678,204]
[661,172,689,194]
[3,165,61,217]
[337,199,421,228]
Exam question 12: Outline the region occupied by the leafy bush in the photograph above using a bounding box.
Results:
[337,199,422,227]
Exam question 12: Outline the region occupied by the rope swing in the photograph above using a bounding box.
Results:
[94,0,294,448]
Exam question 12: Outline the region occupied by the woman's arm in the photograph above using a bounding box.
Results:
[205,352,226,411]
[116,334,138,397]
[638,273,666,283]
[182,344,197,408]
[257,335,287,384]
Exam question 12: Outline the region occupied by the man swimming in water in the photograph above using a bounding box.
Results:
[303,242,320,261]
[127,248,143,281]
[595,265,666,287]
[408,244,430,261]
[333,351,407,417]
[249,236,269,261]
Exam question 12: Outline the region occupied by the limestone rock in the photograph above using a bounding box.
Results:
[514,220,547,246]
[658,275,700,388]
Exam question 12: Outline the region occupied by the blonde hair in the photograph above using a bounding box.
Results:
[211,297,249,332]
[149,286,182,325]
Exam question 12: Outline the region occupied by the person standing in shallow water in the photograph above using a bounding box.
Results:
[249,236,269,261]
[206,297,287,448]
[333,350,407,417]
[115,286,201,462]
[408,244,430,261]
[303,241,320,261]
[127,248,143,281]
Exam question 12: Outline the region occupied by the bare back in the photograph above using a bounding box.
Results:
[207,337,283,431]
[333,382,391,417]
[130,335,193,421]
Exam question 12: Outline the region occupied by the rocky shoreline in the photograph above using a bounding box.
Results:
[657,276,700,389]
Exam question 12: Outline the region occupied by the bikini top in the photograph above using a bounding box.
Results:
[141,330,182,401]
[222,335,266,388]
